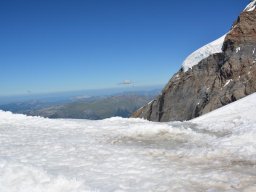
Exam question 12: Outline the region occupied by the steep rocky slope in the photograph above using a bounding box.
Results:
[132,1,256,122]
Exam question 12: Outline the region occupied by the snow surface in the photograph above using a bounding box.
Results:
[244,0,256,12]
[1,93,256,191]
[182,34,226,72]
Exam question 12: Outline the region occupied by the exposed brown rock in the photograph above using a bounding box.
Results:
[132,7,256,122]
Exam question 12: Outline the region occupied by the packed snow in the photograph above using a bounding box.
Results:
[0,93,256,192]
[244,0,256,12]
[182,34,226,72]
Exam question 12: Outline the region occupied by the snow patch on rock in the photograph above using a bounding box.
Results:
[244,0,256,12]
[236,47,241,53]
[224,79,232,87]
[182,34,226,72]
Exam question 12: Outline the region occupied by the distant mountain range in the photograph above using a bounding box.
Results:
[0,89,160,119]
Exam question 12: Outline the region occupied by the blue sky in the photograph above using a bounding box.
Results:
[0,0,248,96]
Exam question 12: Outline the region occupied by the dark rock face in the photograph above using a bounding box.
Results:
[132,8,256,122]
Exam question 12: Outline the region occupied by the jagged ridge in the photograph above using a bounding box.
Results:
[132,2,256,122]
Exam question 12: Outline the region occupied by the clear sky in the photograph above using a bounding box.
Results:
[0,0,248,96]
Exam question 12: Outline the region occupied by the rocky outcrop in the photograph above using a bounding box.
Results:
[132,3,256,122]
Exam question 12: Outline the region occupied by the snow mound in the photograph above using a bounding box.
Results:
[0,93,256,191]
[182,34,226,72]
[193,92,256,124]
[0,161,91,192]
[244,0,256,12]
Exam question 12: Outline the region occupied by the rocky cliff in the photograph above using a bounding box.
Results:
[132,1,256,122]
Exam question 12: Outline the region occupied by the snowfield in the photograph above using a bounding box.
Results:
[0,93,256,192]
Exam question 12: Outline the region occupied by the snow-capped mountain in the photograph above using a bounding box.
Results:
[132,2,256,122]
[0,92,256,192]
[181,0,256,73]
